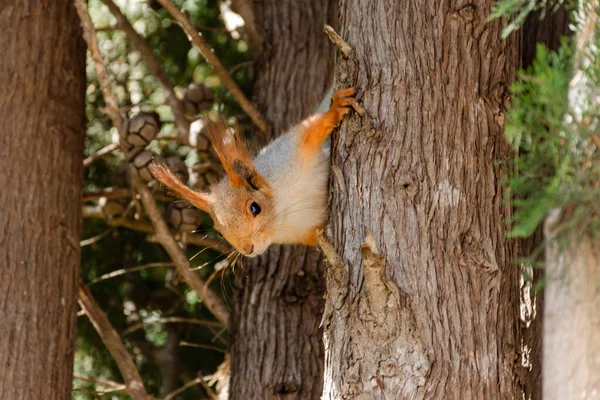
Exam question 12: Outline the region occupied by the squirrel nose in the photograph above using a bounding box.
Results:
[245,244,254,255]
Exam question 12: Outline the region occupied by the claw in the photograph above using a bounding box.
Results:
[329,87,356,122]
[332,88,356,106]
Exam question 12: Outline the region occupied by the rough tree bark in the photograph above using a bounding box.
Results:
[229,0,336,398]
[0,1,86,399]
[323,0,534,397]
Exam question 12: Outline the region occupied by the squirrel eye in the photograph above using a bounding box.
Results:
[249,202,261,217]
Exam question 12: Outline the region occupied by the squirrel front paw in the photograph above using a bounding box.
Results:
[330,88,356,123]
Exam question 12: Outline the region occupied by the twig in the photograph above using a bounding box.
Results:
[179,341,227,353]
[77,283,149,400]
[324,24,352,58]
[101,0,190,141]
[72,386,128,395]
[76,0,230,327]
[163,376,212,400]
[90,262,175,285]
[80,229,112,247]
[73,374,126,390]
[316,229,344,269]
[83,188,173,203]
[95,25,119,32]
[83,205,230,252]
[83,142,120,167]
[196,372,218,400]
[122,317,223,336]
[134,173,231,325]
[155,0,269,134]
[351,99,366,117]
[74,0,122,129]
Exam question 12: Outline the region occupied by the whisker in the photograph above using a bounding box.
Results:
[189,248,235,271]
[189,237,226,261]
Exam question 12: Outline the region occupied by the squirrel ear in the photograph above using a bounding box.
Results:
[149,162,212,212]
[205,120,269,191]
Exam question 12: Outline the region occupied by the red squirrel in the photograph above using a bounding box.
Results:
[150,88,355,257]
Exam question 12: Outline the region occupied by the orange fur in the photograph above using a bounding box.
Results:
[299,88,355,162]
[149,162,211,212]
[297,227,319,246]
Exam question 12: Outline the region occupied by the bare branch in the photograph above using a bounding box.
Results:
[76,0,230,327]
[74,0,123,129]
[196,372,219,400]
[122,317,223,336]
[134,173,231,325]
[73,374,126,391]
[83,188,173,203]
[82,205,230,252]
[101,0,190,141]
[80,229,112,247]
[83,142,120,167]
[155,0,269,134]
[163,376,215,400]
[324,24,353,58]
[179,341,227,353]
[90,262,175,285]
[77,283,149,400]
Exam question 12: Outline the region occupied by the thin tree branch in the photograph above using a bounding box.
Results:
[73,374,126,390]
[324,24,353,57]
[133,173,231,325]
[83,188,173,203]
[77,283,149,400]
[155,0,269,134]
[74,0,122,129]
[197,372,218,400]
[163,376,213,400]
[76,0,230,327]
[122,317,223,336]
[90,262,175,285]
[80,229,112,247]
[83,205,230,252]
[179,341,226,353]
[83,142,120,167]
[101,0,191,141]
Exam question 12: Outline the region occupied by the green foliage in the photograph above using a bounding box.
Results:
[505,39,600,243]
[505,43,572,238]
[489,0,569,38]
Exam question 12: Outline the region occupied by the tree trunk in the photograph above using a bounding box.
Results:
[228,1,336,398]
[0,2,86,399]
[324,0,530,397]
[544,212,600,399]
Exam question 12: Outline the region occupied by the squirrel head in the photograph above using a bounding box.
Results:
[150,120,276,257]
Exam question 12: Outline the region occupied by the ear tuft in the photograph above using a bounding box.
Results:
[149,162,212,212]
[205,120,269,191]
